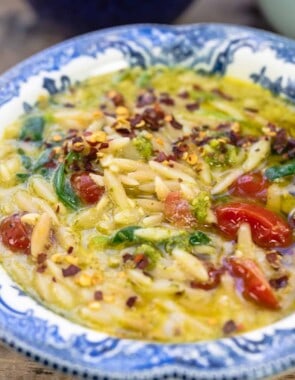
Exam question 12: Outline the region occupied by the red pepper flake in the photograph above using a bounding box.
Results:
[170,117,183,130]
[115,127,133,137]
[190,266,224,290]
[269,275,289,289]
[44,161,57,169]
[172,143,189,158]
[94,290,103,301]
[212,88,233,101]
[103,111,116,118]
[154,152,177,162]
[229,131,257,148]
[222,320,237,335]
[185,102,200,112]
[266,251,281,270]
[178,90,189,99]
[36,264,47,273]
[136,91,156,107]
[159,93,175,106]
[67,246,74,254]
[99,142,109,150]
[154,152,168,162]
[134,254,149,270]
[55,204,60,214]
[193,84,203,91]
[142,106,165,131]
[37,253,47,265]
[122,253,133,263]
[244,107,258,113]
[110,92,125,107]
[126,296,137,308]
[129,114,143,128]
[62,265,81,277]
[63,103,75,108]
[67,129,79,138]
[272,128,289,155]
[52,276,57,282]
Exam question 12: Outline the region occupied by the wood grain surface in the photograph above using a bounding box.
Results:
[0,0,293,379]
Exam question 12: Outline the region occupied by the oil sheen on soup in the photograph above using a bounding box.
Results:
[0,66,295,342]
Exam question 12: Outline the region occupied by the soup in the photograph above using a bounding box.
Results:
[0,66,295,342]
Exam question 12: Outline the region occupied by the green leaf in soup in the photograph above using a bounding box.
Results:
[19,154,32,170]
[17,148,32,170]
[38,167,52,179]
[53,163,80,210]
[164,231,211,253]
[19,115,45,141]
[32,148,52,172]
[16,173,30,182]
[265,159,295,181]
[65,151,81,166]
[189,231,211,246]
[111,226,140,245]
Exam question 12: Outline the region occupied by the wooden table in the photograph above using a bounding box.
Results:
[0,0,293,379]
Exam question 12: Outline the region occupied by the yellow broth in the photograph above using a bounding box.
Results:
[0,66,294,342]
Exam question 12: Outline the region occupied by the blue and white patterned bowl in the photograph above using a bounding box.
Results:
[1,24,295,380]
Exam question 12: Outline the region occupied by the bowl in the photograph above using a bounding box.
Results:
[26,0,193,33]
[1,24,295,379]
[258,0,295,39]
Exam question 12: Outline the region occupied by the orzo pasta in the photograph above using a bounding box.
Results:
[0,66,295,342]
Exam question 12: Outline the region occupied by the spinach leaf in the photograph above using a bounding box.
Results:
[32,148,52,171]
[21,155,32,170]
[16,173,30,182]
[19,116,45,141]
[111,226,140,245]
[65,151,81,165]
[53,163,80,210]
[265,159,295,181]
[189,231,211,246]
[164,231,211,253]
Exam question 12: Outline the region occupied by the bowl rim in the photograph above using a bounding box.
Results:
[1,22,295,380]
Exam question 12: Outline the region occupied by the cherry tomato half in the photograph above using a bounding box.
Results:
[0,214,31,253]
[71,172,104,204]
[227,257,279,309]
[164,191,196,227]
[215,202,292,248]
[229,172,269,201]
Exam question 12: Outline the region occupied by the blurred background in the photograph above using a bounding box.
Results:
[0,0,284,74]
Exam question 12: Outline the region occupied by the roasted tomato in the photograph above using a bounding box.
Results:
[71,172,104,204]
[164,191,196,227]
[227,257,279,309]
[0,214,31,253]
[229,172,269,201]
[215,202,292,248]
